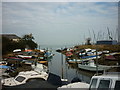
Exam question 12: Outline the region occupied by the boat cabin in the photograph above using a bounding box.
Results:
[89,72,120,90]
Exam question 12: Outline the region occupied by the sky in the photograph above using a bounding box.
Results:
[2,1,118,46]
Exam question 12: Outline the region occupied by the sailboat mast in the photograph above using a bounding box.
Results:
[61,48,64,79]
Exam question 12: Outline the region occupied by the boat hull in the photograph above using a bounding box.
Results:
[78,64,111,71]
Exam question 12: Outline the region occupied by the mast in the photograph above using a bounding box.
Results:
[61,48,64,79]
[107,27,113,40]
[92,29,96,44]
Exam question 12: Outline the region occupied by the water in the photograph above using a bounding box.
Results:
[46,46,95,84]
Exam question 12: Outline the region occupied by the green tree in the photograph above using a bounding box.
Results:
[22,33,34,41]
[22,34,37,49]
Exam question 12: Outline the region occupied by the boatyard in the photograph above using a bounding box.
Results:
[1,1,120,90]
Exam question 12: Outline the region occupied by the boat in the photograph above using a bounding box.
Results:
[0,65,10,69]
[2,70,48,86]
[89,72,120,89]
[17,55,33,59]
[44,51,54,59]
[81,55,101,59]
[58,82,89,89]
[67,59,82,64]
[38,59,48,64]
[0,61,7,65]
[57,72,120,89]
[78,60,112,71]
[22,60,34,65]
[2,73,68,89]
[67,58,99,64]
[31,63,48,73]
[0,65,10,76]
[6,57,23,61]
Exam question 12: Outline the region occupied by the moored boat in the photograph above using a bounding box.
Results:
[57,72,120,89]
[1,70,48,86]
[78,60,112,71]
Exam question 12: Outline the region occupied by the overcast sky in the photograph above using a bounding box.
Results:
[2,2,118,46]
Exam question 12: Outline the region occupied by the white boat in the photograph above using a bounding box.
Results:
[17,55,33,59]
[2,70,48,86]
[44,51,54,58]
[89,72,120,89]
[58,82,89,89]
[31,63,48,73]
[13,49,21,52]
[58,72,120,89]
[78,60,112,71]
[0,61,7,65]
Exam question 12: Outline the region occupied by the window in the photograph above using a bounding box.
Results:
[89,78,98,89]
[98,80,110,89]
[15,76,26,82]
[115,80,120,90]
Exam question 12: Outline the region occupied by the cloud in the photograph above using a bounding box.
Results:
[2,2,118,45]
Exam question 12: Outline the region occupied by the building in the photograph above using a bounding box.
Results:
[2,34,21,42]
[96,40,118,45]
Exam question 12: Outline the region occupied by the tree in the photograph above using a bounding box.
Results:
[2,34,38,55]
[22,34,37,49]
[22,33,34,41]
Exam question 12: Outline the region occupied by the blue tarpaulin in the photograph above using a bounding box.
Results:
[0,65,10,69]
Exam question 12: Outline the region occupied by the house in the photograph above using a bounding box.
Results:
[2,34,21,42]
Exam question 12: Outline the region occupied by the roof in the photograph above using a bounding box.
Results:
[92,73,120,79]
[2,34,21,39]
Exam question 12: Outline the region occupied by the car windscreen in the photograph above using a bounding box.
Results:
[115,80,120,90]
[15,76,26,82]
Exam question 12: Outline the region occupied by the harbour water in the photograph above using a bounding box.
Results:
[42,46,95,84]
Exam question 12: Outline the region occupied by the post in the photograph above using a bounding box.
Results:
[96,46,98,75]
